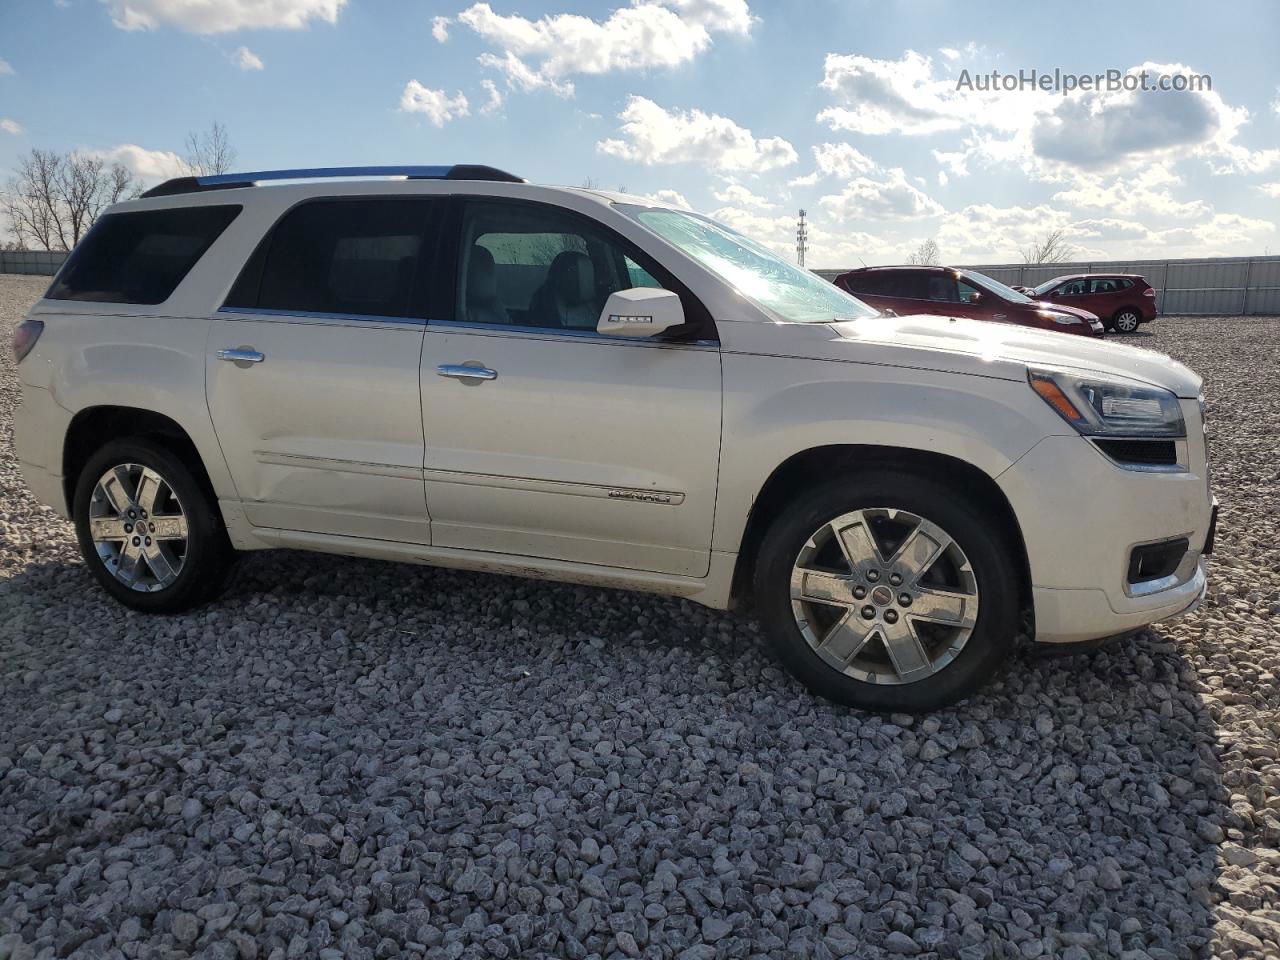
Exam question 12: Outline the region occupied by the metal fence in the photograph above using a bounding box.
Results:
[815,255,1280,316]
[0,250,67,276]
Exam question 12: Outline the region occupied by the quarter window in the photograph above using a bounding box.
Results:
[47,205,241,305]
[226,198,436,318]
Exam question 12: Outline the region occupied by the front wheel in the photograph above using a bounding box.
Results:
[1113,309,1141,333]
[753,472,1019,712]
[73,438,235,613]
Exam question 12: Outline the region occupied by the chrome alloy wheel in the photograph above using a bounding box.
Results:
[88,463,189,592]
[790,508,979,685]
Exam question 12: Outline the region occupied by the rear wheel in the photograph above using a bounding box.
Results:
[1113,309,1141,333]
[753,471,1019,712]
[73,438,234,612]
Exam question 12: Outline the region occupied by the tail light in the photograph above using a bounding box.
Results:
[1143,288,1156,297]
[12,318,44,363]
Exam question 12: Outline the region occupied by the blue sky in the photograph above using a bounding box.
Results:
[2,0,1279,266]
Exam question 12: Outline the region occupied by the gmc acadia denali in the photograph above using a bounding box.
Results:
[11,165,1217,711]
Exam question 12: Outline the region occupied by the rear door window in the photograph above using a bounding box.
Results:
[47,205,241,305]
[225,198,438,319]
[924,273,958,302]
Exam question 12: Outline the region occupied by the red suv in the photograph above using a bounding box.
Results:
[833,266,1104,338]
[1026,274,1156,333]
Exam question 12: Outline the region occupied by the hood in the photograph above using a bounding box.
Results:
[827,313,1202,397]
[1038,302,1098,321]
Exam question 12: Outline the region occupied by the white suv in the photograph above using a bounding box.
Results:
[11,165,1216,711]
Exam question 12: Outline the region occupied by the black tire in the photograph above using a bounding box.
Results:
[73,438,235,613]
[1113,309,1141,333]
[753,470,1019,712]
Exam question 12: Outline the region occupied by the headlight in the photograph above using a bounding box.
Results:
[1040,311,1081,326]
[1029,370,1185,437]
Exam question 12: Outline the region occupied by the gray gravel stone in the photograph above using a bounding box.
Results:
[0,280,1276,959]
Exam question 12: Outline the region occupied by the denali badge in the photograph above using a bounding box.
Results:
[608,489,675,504]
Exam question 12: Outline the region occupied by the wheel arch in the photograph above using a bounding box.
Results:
[730,444,1033,622]
[62,406,219,512]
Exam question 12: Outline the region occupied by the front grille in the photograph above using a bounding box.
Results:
[1093,438,1179,466]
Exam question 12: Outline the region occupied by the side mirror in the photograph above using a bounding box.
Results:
[967,292,982,305]
[597,287,685,338]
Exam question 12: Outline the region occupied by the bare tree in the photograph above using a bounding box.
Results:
[183,121,237,177]
[1020,228,1075,265]
[906,238,941,265]
[581,176,600,190]
[3,148,137,251]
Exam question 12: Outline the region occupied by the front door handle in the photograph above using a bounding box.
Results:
[437,363,497,382]
[218,348,265,364]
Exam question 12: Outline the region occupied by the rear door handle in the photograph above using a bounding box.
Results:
[218,348,265,363]
[437,363,497,381]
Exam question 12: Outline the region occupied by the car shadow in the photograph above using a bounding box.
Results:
[0,547,1232,957]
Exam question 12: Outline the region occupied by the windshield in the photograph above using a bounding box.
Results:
[1032,277,1067,295]
[627,207,878,323]
[960,270,1036,305]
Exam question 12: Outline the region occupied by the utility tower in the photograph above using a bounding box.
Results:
[796,209,808,267]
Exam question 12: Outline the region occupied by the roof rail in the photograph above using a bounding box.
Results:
[139,164,524,199]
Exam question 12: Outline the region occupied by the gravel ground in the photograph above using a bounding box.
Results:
[2,270,1279,960]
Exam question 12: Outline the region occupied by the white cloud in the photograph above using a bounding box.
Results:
[637,189,692,209]
[788,143,878,186]
[432,15,451,42]
[936,203,1073,262]
[457,0,751,97]
[1,118,23,135]
[1145,213,1275,256]
[819,168,943,221]
[477,51,574,97]
[399,81,469,127]
[91,144,186,181]
[0,58,13,76]
[597,96,797,172]
[813,142,877,178]
[1260,182,1280,199]
[817,50,1036,137]
[231,46,263,71]
[1051,165,1209,219]
[102,0,346,33]
[939,47,960,61]
[713,183,774,208]
[1030,64,1243,171]
[480,78,503,114]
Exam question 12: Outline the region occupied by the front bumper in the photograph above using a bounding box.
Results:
[998,425,1213,645]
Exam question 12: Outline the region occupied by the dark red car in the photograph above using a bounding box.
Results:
[1026,274,1157,333]
[833,265,1104,338]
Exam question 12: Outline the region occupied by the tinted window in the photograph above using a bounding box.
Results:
[957,278,981,303]
[924,273,958,302]
[1090,278,1120,293]
[849,272,926,299]
[47,205,240,305]
[227,198,435,318]
[1058,279,1089,295]
[459,200,702,334]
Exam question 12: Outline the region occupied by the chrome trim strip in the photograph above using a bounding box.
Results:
[426,318,718,349]
[217,306,427,327]
[253,451,422,481]
[423,468,684,504]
